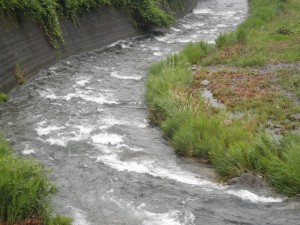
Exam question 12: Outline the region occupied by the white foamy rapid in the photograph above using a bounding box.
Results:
[69,207,92,225]
[64,91,118,105]
[38,89,58,99]
[96,151,284,203]
[75,78,90,86]
[107,198,195,225]
[110,71,142,80]
[22,144,36,155]
[39,87,118,105]
[226,190,283,203]
[108,39,133,49]
[36,122,96,147]
[193,8,214,14]
[99,116,147,129]
[92,133,124,145]
[22,149,35,155]
[96,153,218,187]
[35,125,64,136]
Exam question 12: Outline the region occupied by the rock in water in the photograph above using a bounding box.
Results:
[227,173,265,188]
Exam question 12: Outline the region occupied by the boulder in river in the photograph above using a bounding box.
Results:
[227,173,265,188]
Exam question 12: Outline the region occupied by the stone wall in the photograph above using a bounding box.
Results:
[0,0,197,93]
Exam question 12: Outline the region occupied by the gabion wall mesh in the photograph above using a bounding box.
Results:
[0,1,197,93]
[0,8,138,93]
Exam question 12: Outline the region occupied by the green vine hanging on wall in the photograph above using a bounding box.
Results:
[0,0,179,48]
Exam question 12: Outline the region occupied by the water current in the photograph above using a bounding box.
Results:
[1,0,300,224]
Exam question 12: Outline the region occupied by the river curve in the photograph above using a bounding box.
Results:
[1,0,300,224]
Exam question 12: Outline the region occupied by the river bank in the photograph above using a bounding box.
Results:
[146,0,300,196]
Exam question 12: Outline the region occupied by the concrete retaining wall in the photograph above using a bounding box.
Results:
[0,0,197,93]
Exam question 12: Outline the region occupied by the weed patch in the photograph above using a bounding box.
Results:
[15,64,26,85]
[0,135,72,225]
[0,93,8,103]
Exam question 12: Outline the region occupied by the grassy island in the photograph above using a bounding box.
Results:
[146,0,300,196]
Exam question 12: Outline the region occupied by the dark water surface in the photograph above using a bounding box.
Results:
[1,0,300,224]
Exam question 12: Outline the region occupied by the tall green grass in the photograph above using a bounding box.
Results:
[0,135,72,224]
[0,157,56,223]
[180,42,213,64]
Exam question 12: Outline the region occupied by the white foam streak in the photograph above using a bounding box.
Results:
[70,207,91,225]
[170,27,181,32]
[35,125,64,136]
[108,39,132,49]
[74,125,94,134]
[96,153,283,203]
[226,190,283,203]
[64,92,118,104]
[39,89,58,99]
[22,149,35,155]
[116,144,144,152]
[153,52,163,56]
[92,133,124,145]
[215,11,237,16]
[45,138,68,147]
[97,154,150,173]
[96,153,218,188]
[107,198,195,225]
[111,71,142,80]
[75,79,90,86]
[99,116,147,129]
[193,8,214,14]
[22,145,36,155]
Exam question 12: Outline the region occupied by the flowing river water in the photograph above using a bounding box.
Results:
[1,0,300,224]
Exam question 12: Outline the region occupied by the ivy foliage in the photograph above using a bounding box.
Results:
[0,0,175,47]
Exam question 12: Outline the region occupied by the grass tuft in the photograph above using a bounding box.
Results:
[0,93,8,103]
[0,135,72,224]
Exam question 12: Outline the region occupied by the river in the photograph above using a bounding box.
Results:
[1,0,300,224]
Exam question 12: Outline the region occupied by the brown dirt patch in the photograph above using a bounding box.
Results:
[190,68,275,108]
